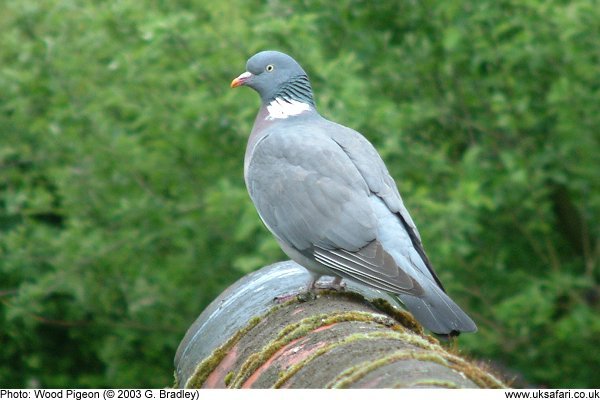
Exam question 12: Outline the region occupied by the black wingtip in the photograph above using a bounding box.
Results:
[397,288,478,336]
[434,330,461,341]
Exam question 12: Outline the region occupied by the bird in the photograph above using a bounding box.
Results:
[230,50,477,336]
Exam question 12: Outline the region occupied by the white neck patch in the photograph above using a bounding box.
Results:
[266,97,310,120]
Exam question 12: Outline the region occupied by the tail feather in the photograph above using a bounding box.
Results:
[397,283,477,336]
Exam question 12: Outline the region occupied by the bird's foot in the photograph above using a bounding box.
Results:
[273,290,317,303]
[273,277,345,304]
[313,276,346,292]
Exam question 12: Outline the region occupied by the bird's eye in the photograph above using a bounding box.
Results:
[265,64,274,72]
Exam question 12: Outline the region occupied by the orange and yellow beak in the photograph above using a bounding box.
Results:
[230,71,253,88]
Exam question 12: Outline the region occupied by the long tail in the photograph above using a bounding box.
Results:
[397,282,477,336]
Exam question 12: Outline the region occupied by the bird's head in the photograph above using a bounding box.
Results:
[231,50,314,106]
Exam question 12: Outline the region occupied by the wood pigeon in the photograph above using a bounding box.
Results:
[231,50,477,336]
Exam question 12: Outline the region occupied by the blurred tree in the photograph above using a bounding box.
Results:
[0,0,597,388]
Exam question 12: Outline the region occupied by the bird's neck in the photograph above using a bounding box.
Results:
[264,97,311,120]
[263,74,316,120]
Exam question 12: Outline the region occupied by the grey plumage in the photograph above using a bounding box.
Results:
[231,50,477,335]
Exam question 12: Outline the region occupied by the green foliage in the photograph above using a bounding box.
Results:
[1,0,598,388]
